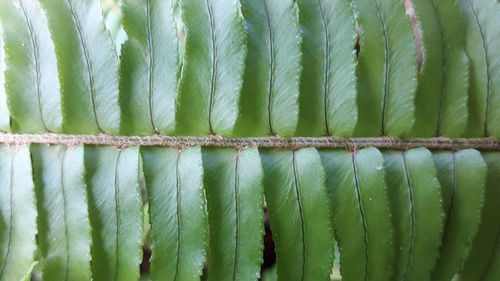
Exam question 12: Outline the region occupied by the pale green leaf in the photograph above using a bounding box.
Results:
[202,147,264,281]
[39,0,120,134]
[431,150,486,281]
[319,147,393,281]
[31,145,91,281]
[460,0,500,137]
[411,0,469,137]
[234,0,301,137]
[85,146,143,281]
[261,148,334,281]
[0,0,62,133]
[460,152,500,281]
[141,146,207,281]
[383,148,444,281]
[0,145,37,281]
[296,0,358,137]
[120,0,180,135]
[352,0,417,137]
[0,25,10,131]
[175,0,246,136]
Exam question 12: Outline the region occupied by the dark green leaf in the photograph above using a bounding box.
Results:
[0,145,37,281]
[411,0,469,137]
[261,148,334,281]
[383,148,444,281]
[39,0,120,134]
[141,146,207,281]
[296,0,358,137]
[234,0,302,137]
[176,0,246,136]
[352,0,417,137]
[31,145,92,281]
[460,152,500,281]
[431,149,486,281]
[120,0,180,135]
[202,147,264,281]
[460,0,500,137]
[85,146,143,281]
[0,0,62,133]
[319,147,393,281]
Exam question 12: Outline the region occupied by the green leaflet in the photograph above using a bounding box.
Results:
[261,148,334,281]
[0,26,9,132]
[481,245,500,281]
[460,152,500,281]
[296,0,358,137]
[460,0,500,137]
[141,146,207,281]
[352,0,417,137]
[120,0,180,135]
[234,0,302,137]
[85,146,143,281]
[0,145,37,281]
[202,147,264,281]
[176,0,246,137]
[431,150,486,281]
[383,148,444,281]
[39,0,120,135]
[411,0,470,137]
[0,0,62,133]
[31,145,91,281]
[319,147,393,281]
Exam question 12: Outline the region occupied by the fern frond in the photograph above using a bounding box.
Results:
[119,0,180,136]
[411,0,469,137]
[0,0,62,133]
[234,0,302,137]
[141,146,207,281]
[84,146,143,281]
[38,0,120,134]
[261,148,334,281]
[31,145,92,281]
[176,0,246,136]
[352,0,418,137]
[0,145,36,281]
[320,147,393,281]
[203,147,264,281]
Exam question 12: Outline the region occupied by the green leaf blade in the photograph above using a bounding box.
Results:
[0,26,9,132]
[202,147,264,281]
[85,146,143,281]
[120,0,180,136]
[431,149,486,281]
[261,148,334,281]
[296,0,358,137]
[0,0,62,133]
[319,147,393,281]
[235,0,301,137]
[142,146,207,281]
[411,0,469,137]
[352,0,417,137]
[176,0,246,137]
[31,145,92,281]
[383,148,444,281]
[39,0,120,135]
[459,152,500,281]
[460,0,500,137]
[0,145,37,281]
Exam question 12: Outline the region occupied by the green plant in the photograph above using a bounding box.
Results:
[0,0,499,280]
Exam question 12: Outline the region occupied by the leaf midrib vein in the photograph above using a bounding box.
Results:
[232,153,241,280]
[173,152,182,281]
[59,147,71,281]
[351,152,369,281]
[66,0,103,132]
[18,0,49,132]
[401,152,416,280]
[262,0,276,136]
[112,151,123,281]
[316,0,332,136]
[205,0,218,135]
[0,153,15,280]
[145,0,157,133]
[292,151,306,281]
